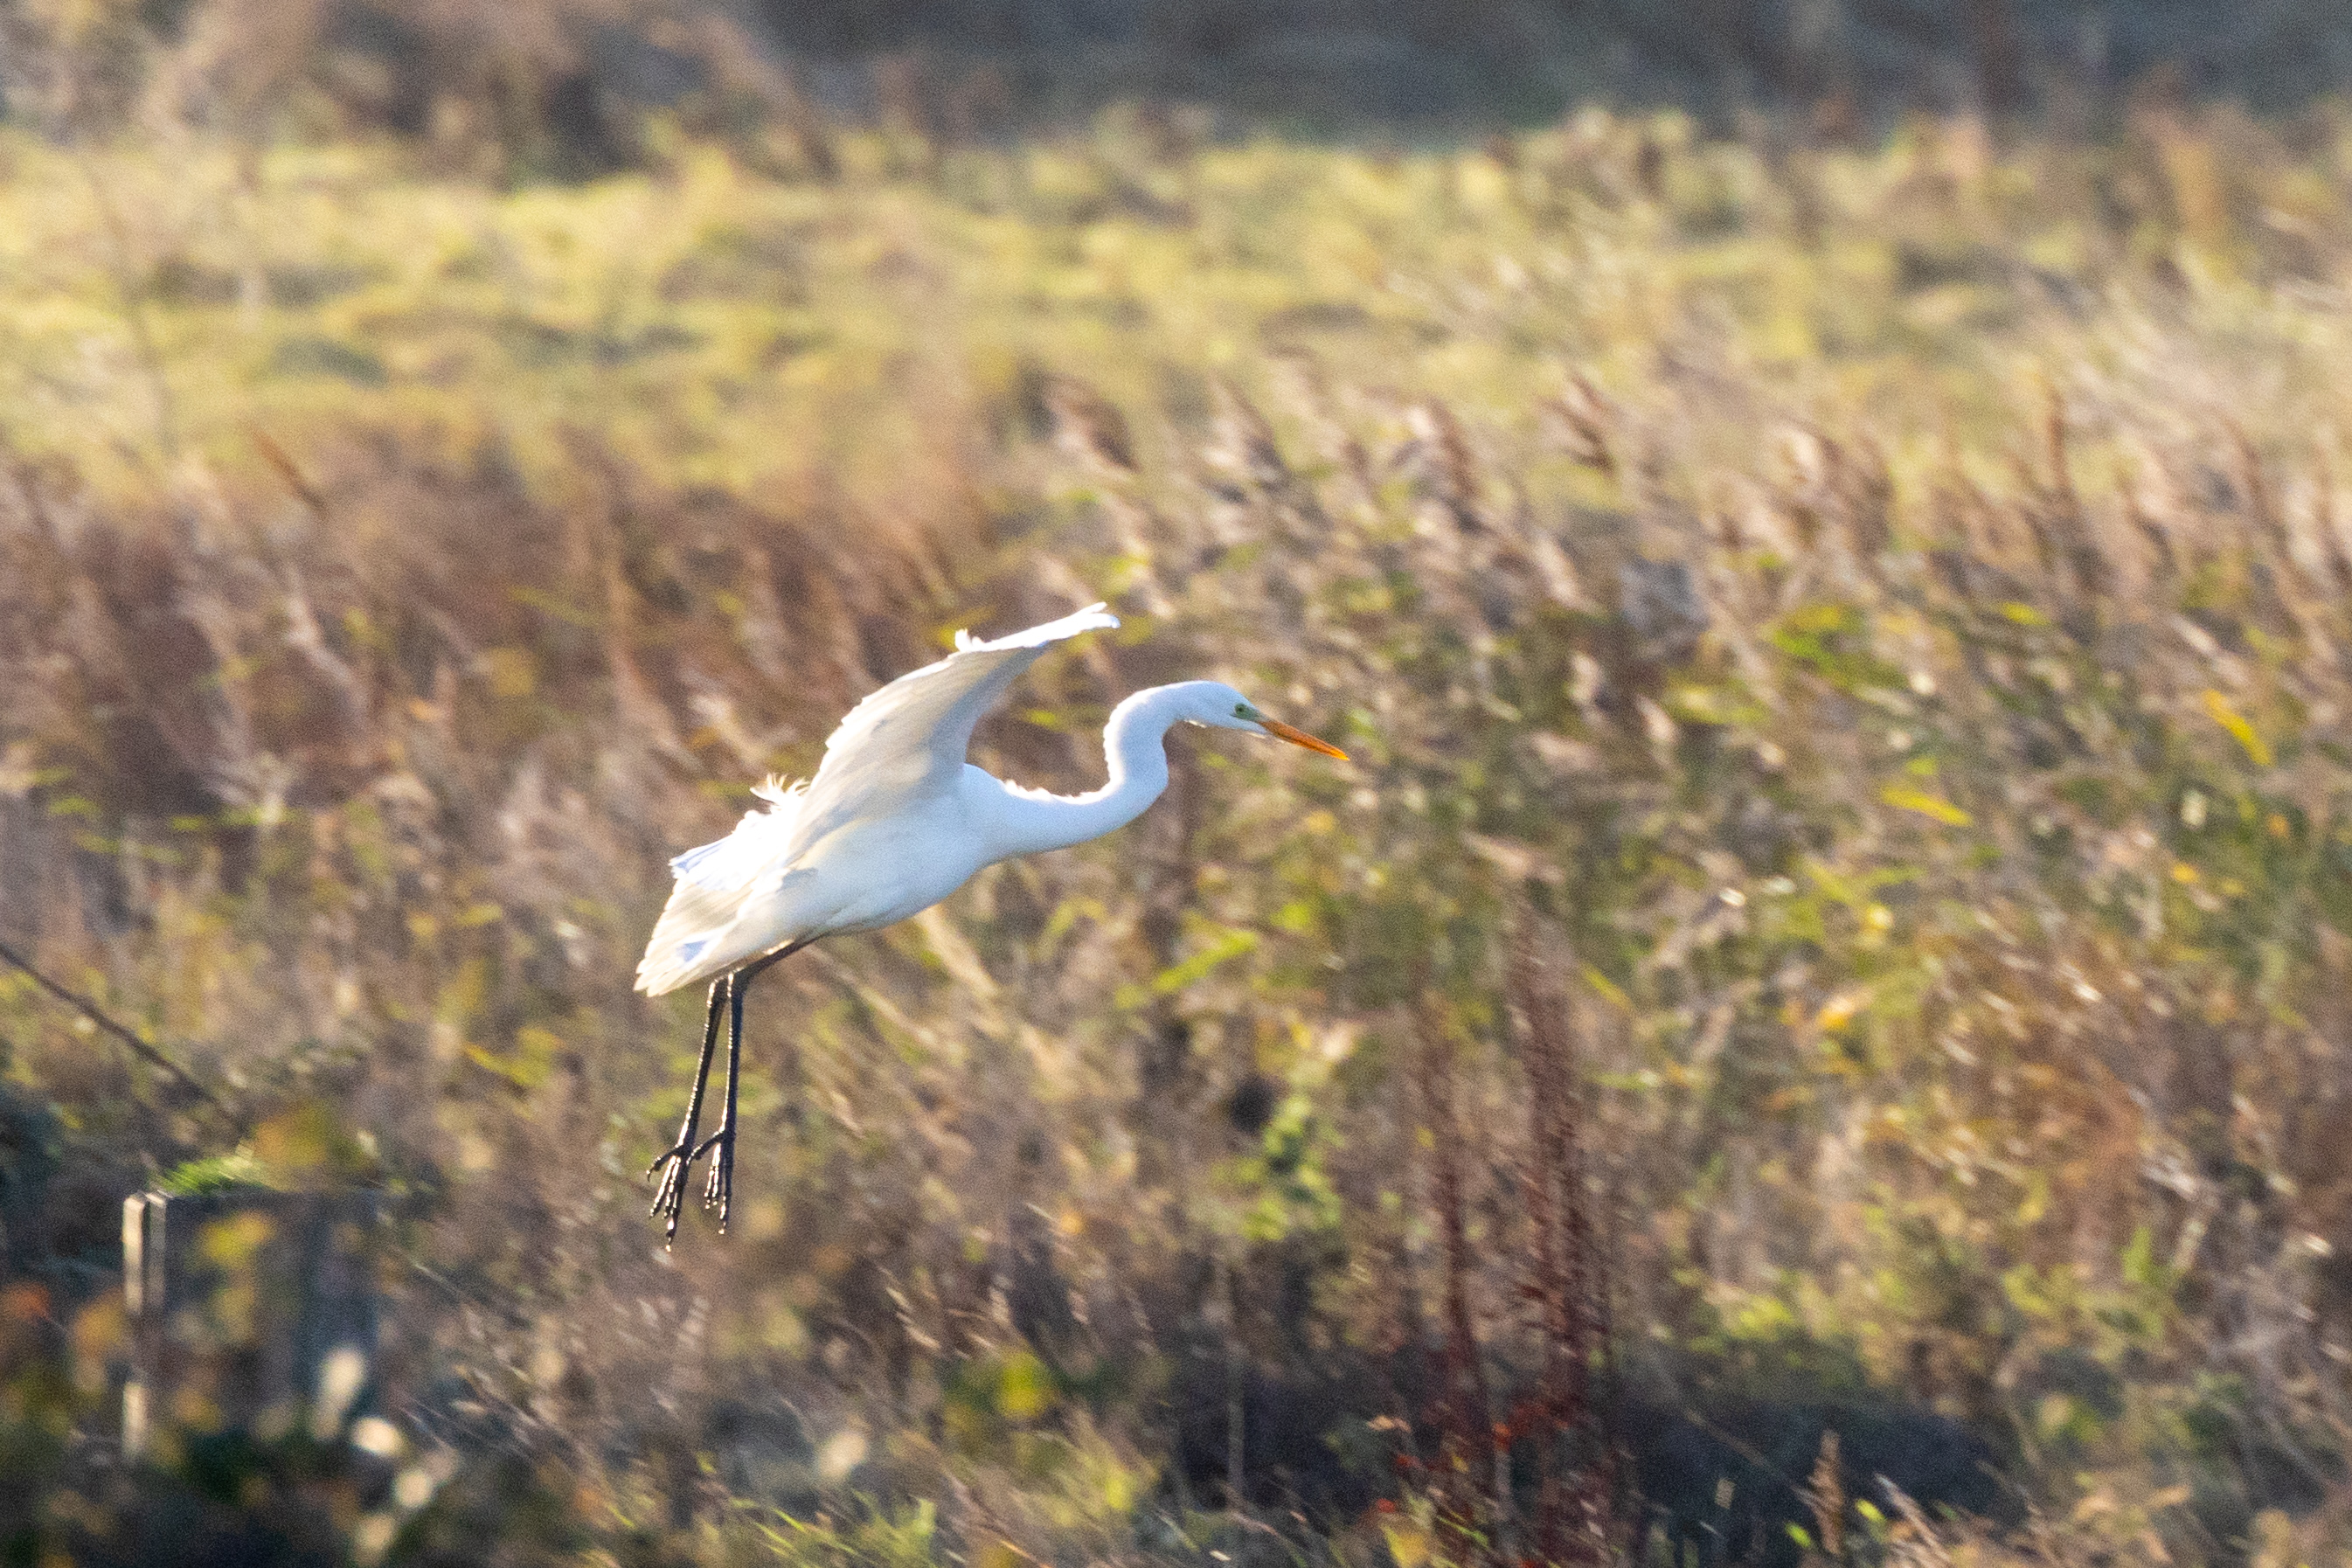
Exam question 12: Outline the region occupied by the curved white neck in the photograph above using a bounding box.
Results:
[976,683,1197,859]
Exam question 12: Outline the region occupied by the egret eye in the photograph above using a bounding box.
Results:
[1234,703,1251,718]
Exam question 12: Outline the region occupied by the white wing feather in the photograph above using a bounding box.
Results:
[634,603,1117,996]
[779,602,1117,862]
[669,778,805,892]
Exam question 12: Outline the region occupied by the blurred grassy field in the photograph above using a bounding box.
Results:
[16,102,2343,508]
[7,67,2352,1568]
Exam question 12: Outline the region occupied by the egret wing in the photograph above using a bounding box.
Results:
[635,780,805,994]
[635,859,821,996]
[636,603,1115,996]
[785,603,1118,857]
[670,779,804,892]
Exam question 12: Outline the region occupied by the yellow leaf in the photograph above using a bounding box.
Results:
[1382,1523,1432,1568]
[1582,966,1630,1009]
[1815,989,1868,1031]
[996,1351,1056,1422]
[1149,927,1259,996]
[1881,784,1972,826]
[2202,689,2272,767]
[481,647,536,699]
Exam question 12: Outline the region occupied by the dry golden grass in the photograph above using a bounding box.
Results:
[4,88,2352,1566]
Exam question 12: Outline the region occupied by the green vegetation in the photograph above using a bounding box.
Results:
[5,38,2352,1568]
[155,1149,276,1195]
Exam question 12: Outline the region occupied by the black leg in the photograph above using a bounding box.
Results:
[690,941,801,1232]
[692,969,747,1230]
[647,975,728,1246]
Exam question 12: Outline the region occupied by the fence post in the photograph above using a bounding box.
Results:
[121,1188,381,1460]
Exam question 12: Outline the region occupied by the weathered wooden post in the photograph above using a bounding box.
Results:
[121,1188,381,1460]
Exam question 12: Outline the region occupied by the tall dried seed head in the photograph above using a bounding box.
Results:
[1041,374,1138,476]
[1547,372,1617,478]
[1210,378,1289,495]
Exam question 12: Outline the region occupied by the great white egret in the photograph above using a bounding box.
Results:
[635,603,1347,1242]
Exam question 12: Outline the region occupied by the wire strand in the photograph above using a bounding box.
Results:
[0,937,225,1114]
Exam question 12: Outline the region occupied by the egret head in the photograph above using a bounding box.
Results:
[1183,683,1349,760]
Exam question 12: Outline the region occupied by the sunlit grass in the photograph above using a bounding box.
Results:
[11,113,2349,515]
[9,97,2352,1566]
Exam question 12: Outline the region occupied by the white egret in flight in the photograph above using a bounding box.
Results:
[635,603,1347,1242]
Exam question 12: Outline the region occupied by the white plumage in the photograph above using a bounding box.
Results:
[633,601,1346,1241]
[635,603,1121,996]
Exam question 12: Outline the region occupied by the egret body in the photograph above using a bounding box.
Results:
[635,604,1344,1240]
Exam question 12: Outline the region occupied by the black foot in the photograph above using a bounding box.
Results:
[647,1140,705,1245]
[691,1123,736,1232]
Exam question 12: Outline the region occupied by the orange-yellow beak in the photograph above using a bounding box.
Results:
[1259,717,1349,760]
